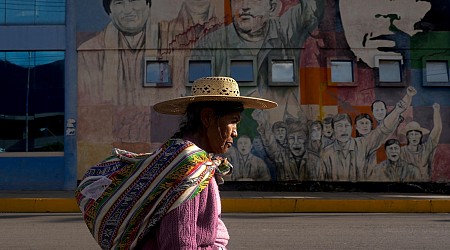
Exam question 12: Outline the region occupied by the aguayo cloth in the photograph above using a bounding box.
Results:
[75,139,225,250]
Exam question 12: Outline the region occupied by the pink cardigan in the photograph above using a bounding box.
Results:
[138,177,229,249]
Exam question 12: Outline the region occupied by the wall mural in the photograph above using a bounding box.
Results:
[76,0,450,183]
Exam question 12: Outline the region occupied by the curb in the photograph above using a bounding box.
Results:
[1,198,450,213]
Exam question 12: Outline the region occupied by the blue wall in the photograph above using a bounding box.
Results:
[0,156,65,190]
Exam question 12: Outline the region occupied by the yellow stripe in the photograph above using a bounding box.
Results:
[2,198,450,213]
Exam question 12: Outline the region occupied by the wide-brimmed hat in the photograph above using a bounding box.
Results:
[400,121,430,136]
[153,76,278,115]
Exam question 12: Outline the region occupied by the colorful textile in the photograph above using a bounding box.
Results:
[75,139,218,250]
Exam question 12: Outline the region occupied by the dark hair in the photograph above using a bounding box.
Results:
[371,100,387,111]
[172,101,244,139]
[384,138,400,149]
[103,0,152,15]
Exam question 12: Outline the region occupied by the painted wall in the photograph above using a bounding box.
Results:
[76,0,450,183]
[0,153,65,190]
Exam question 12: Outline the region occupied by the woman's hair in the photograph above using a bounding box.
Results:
[172,101,244,138]
[103,0,152,15]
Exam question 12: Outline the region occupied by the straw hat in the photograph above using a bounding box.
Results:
[153,76,278,115]
[400,121,430,136]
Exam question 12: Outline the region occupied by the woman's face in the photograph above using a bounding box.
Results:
[355,117,372,136]
[206,111,241,154]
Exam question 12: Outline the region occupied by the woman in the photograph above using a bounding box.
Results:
[75,76,277,249]
[354,113,374,137]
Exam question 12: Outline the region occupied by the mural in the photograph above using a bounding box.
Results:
[76,0,450,183]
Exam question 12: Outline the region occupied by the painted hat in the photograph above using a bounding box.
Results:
[153,76,278,115]
[400,121,430,136]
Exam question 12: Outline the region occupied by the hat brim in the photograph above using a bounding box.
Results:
[153,95,278,115]
[399,127,430,136]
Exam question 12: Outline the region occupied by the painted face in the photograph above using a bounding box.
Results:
[334,119,352,143]
[339,0,431,67]
[206,111,241,154]
[386,143,400,162]
[372,101,387,122]
[237,136,252,155]
[231,0,273,37]
[109,0,150,35]
[287,132,306,157]
[252,137,264,152]
[274,127,287,144]
[406,130,422,146]
[310,124,322,141]
[355,117,372,136]
[322,123,333,138]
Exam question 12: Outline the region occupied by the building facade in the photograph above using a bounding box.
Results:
[1,0,449,190]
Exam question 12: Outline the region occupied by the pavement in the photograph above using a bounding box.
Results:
[1,191,450,213]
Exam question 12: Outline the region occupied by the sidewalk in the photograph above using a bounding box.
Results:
[1,191,450,213]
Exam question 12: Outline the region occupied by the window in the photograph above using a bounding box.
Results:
[269,57,297,86]
[228,58,256,86]
[426,61,449,83]
[330,60,354,84]
[144,58,171,87]
[0,51,65,152]
[375,56,406,86]
[186,57,213,86]
[379,60,402,82]
[0,0,66,25]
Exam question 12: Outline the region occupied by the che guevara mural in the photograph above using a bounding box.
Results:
[76,0,450,183]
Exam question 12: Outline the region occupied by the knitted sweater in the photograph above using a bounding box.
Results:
[138,177,229,249]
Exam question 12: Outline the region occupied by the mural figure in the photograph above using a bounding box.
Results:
[321,115,334,148]
[194,0,324,95]
[354,113,373,137]
[304,120,323,180]
[321,95,411,181]
[371,100,387,126]
[78,0,156,105]
[370,139,420,182]
[338,0,431,67]
[227,135,271,181]
[400,103,442,180]
[285,119,308,181]
[253,109,307,181]
[251,135,277,180]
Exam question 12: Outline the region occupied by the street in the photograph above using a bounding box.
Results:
[0,213,449,249]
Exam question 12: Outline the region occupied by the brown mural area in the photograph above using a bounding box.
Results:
[76,0,450,182]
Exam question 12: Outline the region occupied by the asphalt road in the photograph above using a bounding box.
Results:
[1,213,449,249]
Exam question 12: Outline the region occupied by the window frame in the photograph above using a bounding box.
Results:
[268,56,298,86]
[422,57,450,87]
[144,57,172,88]
[327,58,357,86]
[227,56,257,87]
[375,55,407,87]
[185,56,214,86]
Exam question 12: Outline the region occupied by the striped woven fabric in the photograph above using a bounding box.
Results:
[75,139,216,250]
